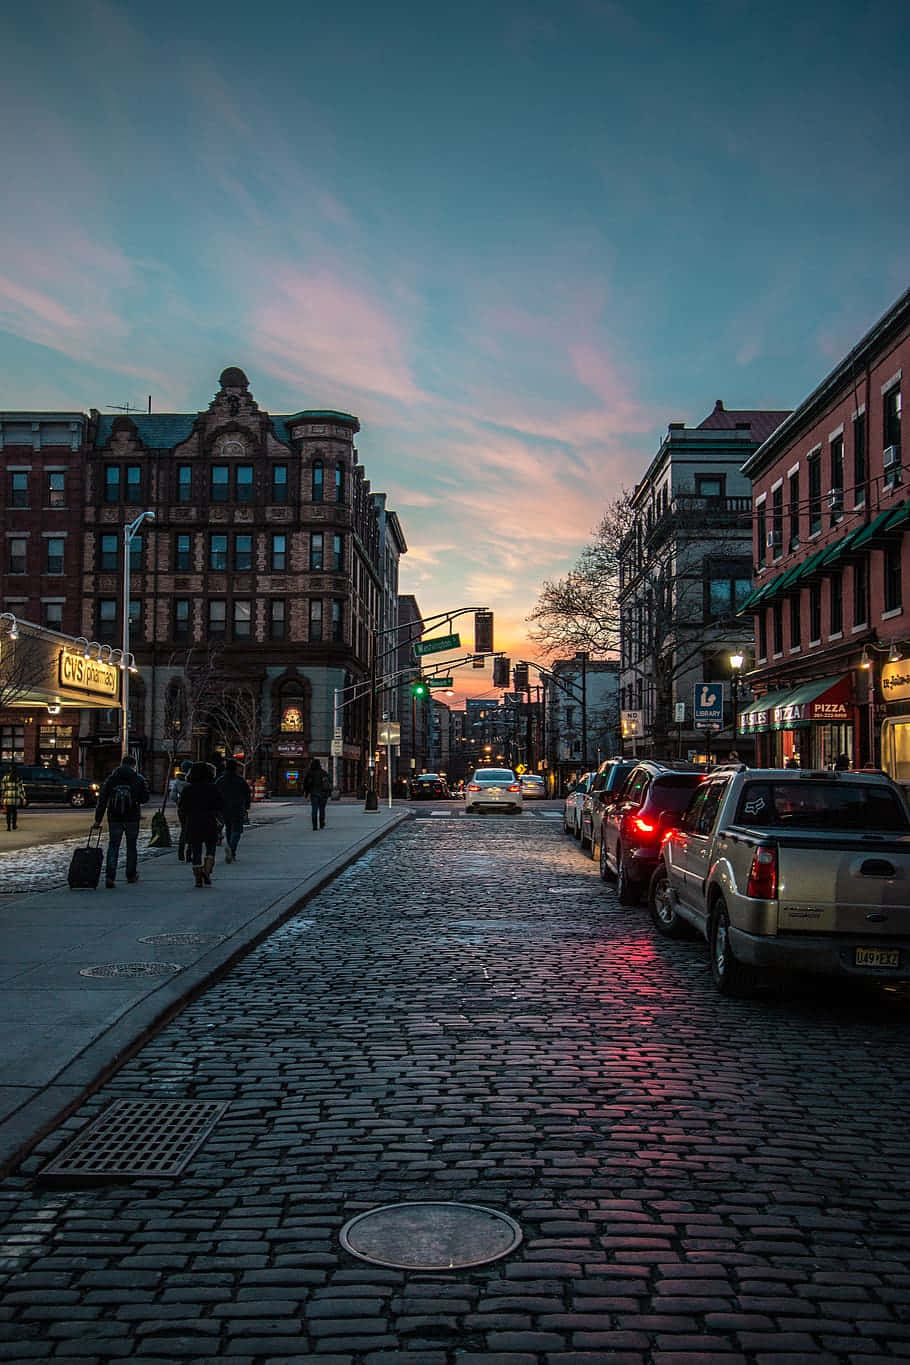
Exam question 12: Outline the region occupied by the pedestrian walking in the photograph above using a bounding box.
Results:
[178,762,224,887]
[169,761,192,860]
[1,763,27,831]
[303,757,331,830]
[93,755,149,888]
[215,759,251,863]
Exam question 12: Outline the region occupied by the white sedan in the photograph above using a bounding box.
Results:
[464,768,524,814]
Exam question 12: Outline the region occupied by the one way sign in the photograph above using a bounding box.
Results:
[693,681,724,730]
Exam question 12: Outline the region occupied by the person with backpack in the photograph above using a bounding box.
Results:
[303,757,332,830]
[215,759,251,863]
[177,762,224,887]
[93,755,149,888]
[1,763,27,831]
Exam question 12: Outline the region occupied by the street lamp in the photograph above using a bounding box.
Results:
[728,650,745,750]
[122,510,155,760]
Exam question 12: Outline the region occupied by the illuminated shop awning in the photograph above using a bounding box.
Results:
[771,675,854,730]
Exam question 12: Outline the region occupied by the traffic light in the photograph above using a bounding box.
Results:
[493,656,510,688]
[474,610,494,654]
[412,679,428,699]
[513,662,529,692]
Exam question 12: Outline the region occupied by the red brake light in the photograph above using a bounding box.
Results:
[508,783,520,792]
[746,844,778,899]
[632,816,656,835]
[467,783,480,791]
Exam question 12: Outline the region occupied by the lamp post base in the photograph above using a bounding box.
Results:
[364,788,379,812]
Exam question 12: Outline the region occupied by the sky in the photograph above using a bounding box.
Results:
[2,0,909,706]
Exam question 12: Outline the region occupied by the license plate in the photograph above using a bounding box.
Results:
[855,946,901,969]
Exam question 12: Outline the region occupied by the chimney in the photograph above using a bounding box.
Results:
[714,399,724,412]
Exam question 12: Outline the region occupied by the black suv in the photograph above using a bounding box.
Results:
[0,765,100,808]
[599,760,705,904]
[580,757,637,855]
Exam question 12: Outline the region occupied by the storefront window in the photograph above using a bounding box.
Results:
[39,725,73,768]
[1,726,25,762]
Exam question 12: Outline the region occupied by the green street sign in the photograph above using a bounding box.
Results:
[427,677,453,688]
[413,632,460,656]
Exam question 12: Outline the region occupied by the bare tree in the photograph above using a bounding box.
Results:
[206,683,265,777]
[0,628,54,712]
[158,644,222,814]
[528,492,634,657]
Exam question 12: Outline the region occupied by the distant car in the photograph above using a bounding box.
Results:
[563,772,596,839]
[519,774,546,799]
[581,758,637,855]
[465,768,523,814]
[600,761,705,905]
[0,764,100,809]
[409,773,450,800]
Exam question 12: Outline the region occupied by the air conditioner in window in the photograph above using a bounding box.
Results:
[884,444,901,469]
[826,488,843,511]
[766,530,782,548]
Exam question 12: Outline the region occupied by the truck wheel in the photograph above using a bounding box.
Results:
[69,791,87,808]
[599,837,613,882]
[709,897,755,996]
[616,851,640,906]
[648,865,688,938]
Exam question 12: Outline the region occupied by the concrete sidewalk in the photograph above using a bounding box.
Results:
[0,798,409,1176]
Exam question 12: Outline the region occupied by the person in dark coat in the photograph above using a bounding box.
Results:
[93,755,149,888]
[177,762,224,887]
[215,759,251,863]
[303,757,331,830]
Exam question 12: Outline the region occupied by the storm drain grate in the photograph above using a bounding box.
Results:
[79,961,181,978]
[137,933,225,946]
[38,1099,229,1184]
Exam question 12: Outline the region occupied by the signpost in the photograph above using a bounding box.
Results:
[621,709,643,757]
[427,677,453,689]
[693,682,724,767]
[414,633,460,656]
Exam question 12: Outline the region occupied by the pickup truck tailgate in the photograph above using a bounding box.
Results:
[773,831,910,934]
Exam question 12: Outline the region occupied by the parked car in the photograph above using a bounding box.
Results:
[519,774,546,800]
[409,773,450,800]
[563,772,596,838]
[648,765,910,996]
[581,758,637,855]
[465,768,523,814]
[0,764,100,809]
[600,760,705,904]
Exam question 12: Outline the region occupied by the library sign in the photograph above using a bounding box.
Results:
[58,652,120,701]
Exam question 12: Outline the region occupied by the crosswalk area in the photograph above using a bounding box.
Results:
[412,806,563,819]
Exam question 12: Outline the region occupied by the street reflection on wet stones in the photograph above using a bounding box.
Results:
[3,814,910,1362]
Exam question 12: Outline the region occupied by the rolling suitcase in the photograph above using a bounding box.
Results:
[68,826,104,890]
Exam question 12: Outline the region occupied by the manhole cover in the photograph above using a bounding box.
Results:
[38,1099,229,1184]
[79,962,182,978]
[137,933,225,946]
[339,1201,522,1270]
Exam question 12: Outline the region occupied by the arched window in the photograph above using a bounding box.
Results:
[280,681,306,733]
[312,459,324,503]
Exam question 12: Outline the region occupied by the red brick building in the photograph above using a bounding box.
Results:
[739,287,909,774]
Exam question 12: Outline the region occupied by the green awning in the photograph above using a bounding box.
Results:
[737,688,796,735]
[769,674,854,730]
[851,502,910,551]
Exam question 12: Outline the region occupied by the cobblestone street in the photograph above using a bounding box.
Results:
[2,811,910,1363]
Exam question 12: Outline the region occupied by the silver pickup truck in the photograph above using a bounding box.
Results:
[647,765,910,996]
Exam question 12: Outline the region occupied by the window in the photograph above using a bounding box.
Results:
[312,459,324,503]
[174,534,192,571]
[104,465,121,503]
[853,557,868,627]
[98,599,118,642]
[773,600,783,655]
[129,598,142,636]
[809,583,822,642]
[174,599,190,642]
[45,537,65,575]
[829,569,843,635]
[707,560,752,619]
[335,466,344,503]
[269,599,286,640]
[209,533,228,571]
[789,594,800,651]
[208,600,227,639]
[129,534,142,573]
[99,533,118,572]
[47,472,65,508]
[310,532,324,570]
[309,598,322,641]
[234,534,253,572]
[271,464,288,503]
[271,533,286,571]
[176,464,192,503]
[758,610,767,660]
[771,485,783,559]
[1,725,25,762]
[853,412,866,505]
[695,474,724,500]
[8,537,27,574]
[756,502,767,569]
[884,542,902,614]
[808,451,822,534]
[210,465,230,502]
[829,436,844,521]
[125,465,142,505]
[788,470,800,550]
[884,386,902,487]
[9,472,28,508]
[43,601,64,631]
[333,533,343,571]
[332,599,344,642]
[233,600,252,639]
[236,465,254,504]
